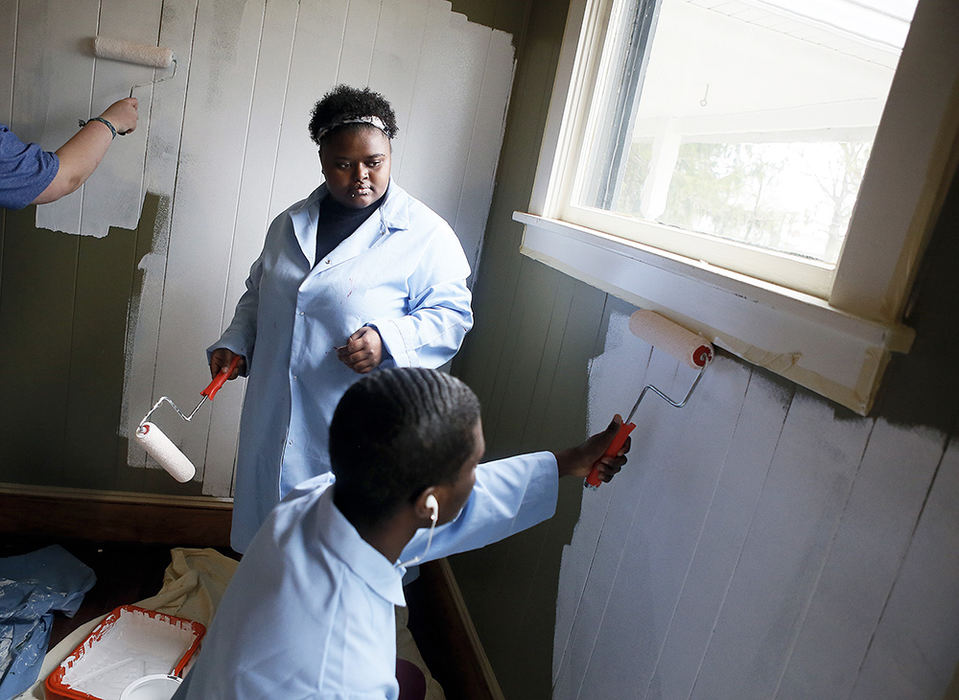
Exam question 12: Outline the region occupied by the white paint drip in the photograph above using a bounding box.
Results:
[119,195,172,469]
[58,608,197,699]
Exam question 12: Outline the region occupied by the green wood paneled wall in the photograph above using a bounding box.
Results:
[0,195,201,495]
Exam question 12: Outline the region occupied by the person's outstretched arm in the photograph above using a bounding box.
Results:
[401,418,630,564]
[32,97,138,204]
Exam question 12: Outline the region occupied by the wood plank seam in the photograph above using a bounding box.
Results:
[687,375,795,696]
[770,417,878,697]
[850,429,954,696]
[571,362,682,700]
[201,0,269,476]
[551,292,624,685]
[642,366,752,698]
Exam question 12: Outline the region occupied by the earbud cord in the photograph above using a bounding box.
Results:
[396,516,438,568]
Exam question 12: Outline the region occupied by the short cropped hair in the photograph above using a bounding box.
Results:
[308,84,399,146]
[330,368,481,526]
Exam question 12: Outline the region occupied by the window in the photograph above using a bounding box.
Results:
[517,0,958,414]
[559,0,916,297]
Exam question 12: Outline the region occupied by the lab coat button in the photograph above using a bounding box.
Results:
[325,259,331,265]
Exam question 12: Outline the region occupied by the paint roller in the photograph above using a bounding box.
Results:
[92,36,177,99]
[135,356,241,483]
[585,310,714,489]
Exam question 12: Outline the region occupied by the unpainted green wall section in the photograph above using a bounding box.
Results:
[0,196,202,495]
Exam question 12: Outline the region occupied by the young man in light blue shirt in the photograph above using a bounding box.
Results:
[174,367,628,698]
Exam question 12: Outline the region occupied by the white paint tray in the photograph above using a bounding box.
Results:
[45,605,205,700]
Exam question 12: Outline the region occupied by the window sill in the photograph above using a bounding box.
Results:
[514,211,914,415]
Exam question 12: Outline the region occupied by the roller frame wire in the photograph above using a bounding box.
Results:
[137,394,206,435]
[136,355,240,434]
[128,58,177,98]
[583,364,708,490]
[624,363,706,422]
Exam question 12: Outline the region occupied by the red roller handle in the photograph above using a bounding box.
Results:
[201,355,242,401]
[584,420,635,489]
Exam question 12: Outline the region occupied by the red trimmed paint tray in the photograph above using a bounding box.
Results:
[45,605,205,700]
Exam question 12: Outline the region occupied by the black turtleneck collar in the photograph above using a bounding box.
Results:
[315,188,388,265]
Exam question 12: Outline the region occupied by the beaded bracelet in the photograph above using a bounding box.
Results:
[78,116,117,139]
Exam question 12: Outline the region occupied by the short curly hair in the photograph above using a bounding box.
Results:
[330,368,481,527]
[308,84,398,146]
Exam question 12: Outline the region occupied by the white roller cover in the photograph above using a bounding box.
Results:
[135,422,196,482]
[94,36,174,68]
[629,310,714,368]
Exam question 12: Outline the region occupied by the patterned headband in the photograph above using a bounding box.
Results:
[315,115,389,141]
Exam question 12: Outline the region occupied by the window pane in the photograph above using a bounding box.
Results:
[575,0,917,266]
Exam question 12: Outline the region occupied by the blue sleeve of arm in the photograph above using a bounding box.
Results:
[370,224,473,368]
[400,451,559,564]
[0,124,59,210]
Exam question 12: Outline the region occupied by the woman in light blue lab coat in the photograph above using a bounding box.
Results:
[208,86,474,552]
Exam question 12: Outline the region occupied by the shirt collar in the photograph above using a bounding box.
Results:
[289,179,411,264]
[375,179,412,232]
[311,487,407,607]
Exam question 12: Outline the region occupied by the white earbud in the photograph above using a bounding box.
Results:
[397,494,440,569]
[426,494,439,522]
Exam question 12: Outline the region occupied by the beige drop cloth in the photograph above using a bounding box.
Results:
[17,547,443,699]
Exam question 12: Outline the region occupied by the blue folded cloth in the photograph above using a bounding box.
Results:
[0,545,95,698]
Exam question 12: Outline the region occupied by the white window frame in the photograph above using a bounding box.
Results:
[516,0,959,415]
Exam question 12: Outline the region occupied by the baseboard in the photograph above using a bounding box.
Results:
[0,482,233,547]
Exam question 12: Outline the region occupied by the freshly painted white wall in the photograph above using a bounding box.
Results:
[1,0,514,496]
[551,301,959,699]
